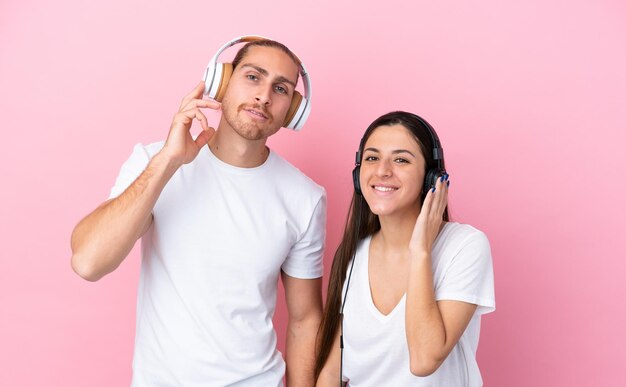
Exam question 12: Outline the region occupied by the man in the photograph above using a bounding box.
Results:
[70,38,325,387]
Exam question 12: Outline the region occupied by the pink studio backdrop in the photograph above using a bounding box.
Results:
[1,0,625,386]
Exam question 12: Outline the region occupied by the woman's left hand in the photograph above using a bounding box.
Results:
[409,174,450,256]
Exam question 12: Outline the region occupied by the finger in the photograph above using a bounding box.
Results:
[443,175,450,213]
[192,108,210,132]
[181,98,221,113]
[420,183,435,217]
[430,175,446,216]
[179,81,208,110]
[194,127,215,148]
[432,174,449,219]
[173,108,209,132]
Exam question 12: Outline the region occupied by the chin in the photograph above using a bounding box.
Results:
[237,124,281,141]
[366,199,419,219]
[224,113,279,140]
[235,126,265,140]
[367,203,393,216]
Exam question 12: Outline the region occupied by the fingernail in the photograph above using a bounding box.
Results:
[431,187,436,193]
[445,174,449,181]
[447,181,450,187]
[440,175,445,182]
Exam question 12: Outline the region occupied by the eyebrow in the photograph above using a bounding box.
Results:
[240,63,297,88]
[363,147,416,158]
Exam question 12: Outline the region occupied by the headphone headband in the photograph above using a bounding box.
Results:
[407,113,444,168]
[203,35,312,130]
[354,113,444,167]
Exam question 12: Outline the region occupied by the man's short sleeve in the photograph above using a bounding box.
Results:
[281,192,326,279]
[436,231,496,315]
[108,143,153,200]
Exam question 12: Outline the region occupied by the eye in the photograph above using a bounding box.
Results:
[246,74,259,81]
[394,157,409,164]
[274,85,288,95]
[364,156,379,162]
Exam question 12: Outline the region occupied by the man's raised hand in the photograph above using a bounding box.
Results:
[161,81,221,166]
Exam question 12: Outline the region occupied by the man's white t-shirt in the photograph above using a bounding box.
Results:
[341,222,495,386]
[109,142,326,387]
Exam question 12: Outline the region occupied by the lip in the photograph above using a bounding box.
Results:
[371,184,399,195]
[244,108,268,120]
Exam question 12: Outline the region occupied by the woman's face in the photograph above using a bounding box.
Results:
[360,124,426,218]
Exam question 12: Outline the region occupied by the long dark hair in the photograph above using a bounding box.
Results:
[314,111,450,379]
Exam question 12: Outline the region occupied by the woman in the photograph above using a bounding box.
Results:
[315,112,495,386]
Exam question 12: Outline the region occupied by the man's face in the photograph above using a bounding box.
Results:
[220,46,299,141]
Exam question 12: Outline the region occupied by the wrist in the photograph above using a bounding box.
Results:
[152,150,183,176]
[409,248,430,261]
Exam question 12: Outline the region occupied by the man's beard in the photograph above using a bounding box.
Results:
[222,102,279,141]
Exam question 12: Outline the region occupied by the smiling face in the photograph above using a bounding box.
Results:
[220,46,299,141]
[359,124,427,218]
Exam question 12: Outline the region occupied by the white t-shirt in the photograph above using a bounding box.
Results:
[109,142,326,387]
[341,222,495,386]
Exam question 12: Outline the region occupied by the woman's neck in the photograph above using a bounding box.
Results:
[374,208,421,256]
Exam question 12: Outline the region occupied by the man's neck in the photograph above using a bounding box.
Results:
[207,122,270,168]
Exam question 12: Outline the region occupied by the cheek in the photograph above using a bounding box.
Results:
[410,173,426,194]
[273,97,291,118]
[358,167,369,189]
[281,90,298,107]
[221,91,244,118]
[221,79,246,104]
[219,89,232,109]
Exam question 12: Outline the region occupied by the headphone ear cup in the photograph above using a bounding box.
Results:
[423,168,446,194]
[352,166,362,195]
[213,63,233,102]
[204,62,220,98]
[283,91,304,129]
[204,62,233,100]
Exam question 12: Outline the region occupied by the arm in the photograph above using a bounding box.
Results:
[70,153,176,281]
[282,272,323,387]
[405,260,477,376]
[405,175,477,376]
[70,82,219,281]
[315,328,345,387]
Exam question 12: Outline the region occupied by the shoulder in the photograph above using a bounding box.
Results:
[353,235,373,264]
[269,151,326,199]
[115,140,166,172]
[441,222,489,248]
[134,140,165,159]
[109,141,166,199]
[356,235,373,253]
[436,222,492,266]
[121,141,165,165]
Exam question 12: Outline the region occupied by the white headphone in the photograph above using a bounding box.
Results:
[202,35,312,131]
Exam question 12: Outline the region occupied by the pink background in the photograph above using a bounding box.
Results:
[1,0,625,385]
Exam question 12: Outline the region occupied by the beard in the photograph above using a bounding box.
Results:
[221,99,280,141]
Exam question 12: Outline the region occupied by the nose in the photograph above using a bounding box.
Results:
[255,85,272,105]
[375,158,392,178]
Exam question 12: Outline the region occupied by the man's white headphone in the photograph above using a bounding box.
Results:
[202,35,312,131]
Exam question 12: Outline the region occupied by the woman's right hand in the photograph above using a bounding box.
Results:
[409,174,449,257]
